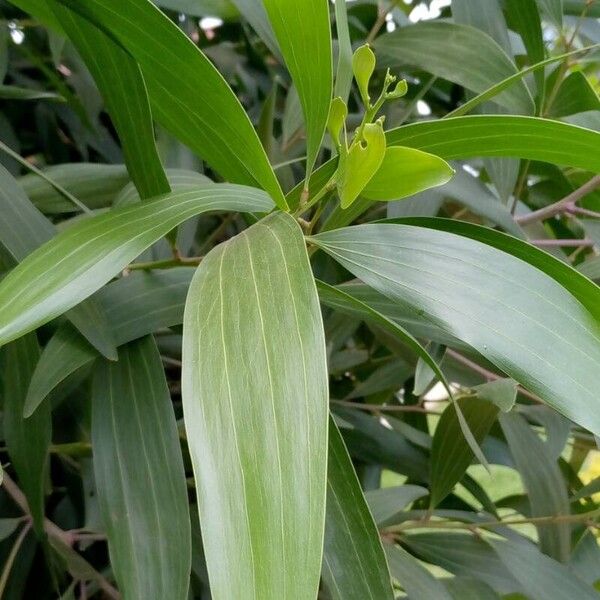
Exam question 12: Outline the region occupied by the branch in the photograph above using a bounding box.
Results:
[516,174,600,225]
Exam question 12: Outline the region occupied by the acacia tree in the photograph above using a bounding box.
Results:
[0,0,600,597]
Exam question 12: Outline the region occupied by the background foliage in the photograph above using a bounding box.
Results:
[0,0,600,598]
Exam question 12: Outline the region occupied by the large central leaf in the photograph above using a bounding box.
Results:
[311,224,600,435]
[182,211,328,599]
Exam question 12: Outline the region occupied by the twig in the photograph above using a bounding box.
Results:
[127,256,202,271]
[331,399,442,414]
[366,0,400,44]
[531,238,595,247]
[516,175,600,225]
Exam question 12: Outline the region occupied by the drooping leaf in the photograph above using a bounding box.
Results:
[231,0,280,59]
[182,212,328,599]
[384,544,453,600]
[444,577,501,600]
[57,0,286,208]
[48,1,170,201]
[365,485,428,526]
[374,22,534,114]
[91,335,191,600]
[548,71,600,117]
[311,223,600,435]
[0,184,273,347]
[0,85,63,101]
[0,163,116,358]
[361,146,454,201]
[452,0,512,55]
[490,538,598,599]
[499,411,571,562]
[19,163,129,214]
[473,378,518,412]
[2,334,51,534]
[429,397,499,508]
[263,0,332,176]
[322,419,394,600]
[570,531,600,585]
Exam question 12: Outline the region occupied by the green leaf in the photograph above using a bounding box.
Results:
[499,411,571,562]
[404,533,522,595]
[414,343,445,396]
[352,44,376,106]
[0,163,117,359]
[385,544,453,600]
[231,0,281,59]
[444,577,501,600]
[548,71,600,117]
[338,121,386,208]
[474,378,517,412]
[57,0,285,208]
[19,163,129,214]
[333,0,352,104]
[91,335,190,600]
[490,538,598,599]
[430,397,499,507]
[387,115,600,172]
[263,0,332,175]
[0,85,63,101]
[0,184,273,348]
[49,1,170,201]
[374,22,534,114]
[25,268,195,416]
[361,146,454,201]
[2,334,51,534]
[535,0,563,27]
[327,97,347,150]
[182,212,328,599]
[157,0,238,19]
[311,223,600,436]
[322,419,394,600]
[365,485,429,526]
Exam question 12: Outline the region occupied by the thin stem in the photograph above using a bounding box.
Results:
[127,256,202,271]
[531,238,594,247]
[331,399,442,414]
[516,175,600,225]
[387,507,600,533]
[272,156,307,170]
[0,140,92,215]
[0,522,32,597]
[198,214,235,254]
[366,0,400,44]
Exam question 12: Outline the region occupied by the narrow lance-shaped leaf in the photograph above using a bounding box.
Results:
[182,212,328,599]
[499,411,571,562]
[2,333,51,534]
[48,1,170,200]
[311,223,600,436]
[322,418,394,600]
[0,162,116,358]
[92,335,191,600]
[429,397,499,508]
[0,184,273,348]
[57,0,286,208]
[263,0,332,177]
[374,22,534,114]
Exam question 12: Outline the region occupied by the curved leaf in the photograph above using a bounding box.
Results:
[57,0,286,208]
[182,212,328,599]
[0,184,273,347]
[263,0,332,175]
[362,146,454,201]
[322,419,394,600]
[311,223,600,435]
[92,335,191,599]
[374,22,534,114]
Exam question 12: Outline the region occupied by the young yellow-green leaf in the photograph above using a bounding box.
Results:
[311,223,600,436]
[182,212,328,599]
[262,0,332,176]
[338,121,386,208]
[328,97,348,150]
[429,397,499,507]
[322,419,394,600]
[0,184,273,348]
[352,44,376,106]
[57,0,286,208]
[374,22,534,114]
[2,333,51,535]
[361,146,454,201]
[92,336,191,600]
[48,1,170,200]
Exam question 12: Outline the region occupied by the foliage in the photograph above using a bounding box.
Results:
[0,0,599,598]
